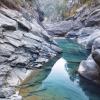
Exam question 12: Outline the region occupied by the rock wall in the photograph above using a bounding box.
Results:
[65,4,100,84]
[0,0,62,99]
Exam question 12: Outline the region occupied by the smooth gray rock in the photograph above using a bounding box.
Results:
[78,55,100,83]
[45,20,73,36]
[92,49,100,67]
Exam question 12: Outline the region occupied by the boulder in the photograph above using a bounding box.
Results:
[92,49,100,68]
[78,55,100,84]
[45,20,73,36]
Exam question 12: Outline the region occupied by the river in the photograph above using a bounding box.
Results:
[18,39,100,100]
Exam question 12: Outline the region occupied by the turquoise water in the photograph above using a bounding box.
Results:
[19,39,100,100]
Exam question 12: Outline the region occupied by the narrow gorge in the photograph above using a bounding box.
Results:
[0,0,100,100]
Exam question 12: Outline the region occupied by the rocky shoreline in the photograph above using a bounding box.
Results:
[45,3,100,85]
[1,0,100,99]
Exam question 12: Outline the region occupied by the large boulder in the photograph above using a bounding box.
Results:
[92,49,100,68]
[78,55,100,84]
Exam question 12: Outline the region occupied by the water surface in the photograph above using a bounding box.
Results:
[19,39,100,100]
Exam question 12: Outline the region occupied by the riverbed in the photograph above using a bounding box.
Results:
[18,39,100,100]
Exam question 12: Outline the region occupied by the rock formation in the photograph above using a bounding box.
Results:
[43,0,100,84]
[0,0,62,99]
[65,3,100,84]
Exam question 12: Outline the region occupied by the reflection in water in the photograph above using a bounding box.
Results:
[19,39,100,100]
[40,58,89,100]
[19,58,89,100]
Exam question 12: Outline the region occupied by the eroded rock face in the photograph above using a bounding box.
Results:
[0,6,61,99]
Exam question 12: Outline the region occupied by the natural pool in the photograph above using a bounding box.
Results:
[19,39,100,100]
